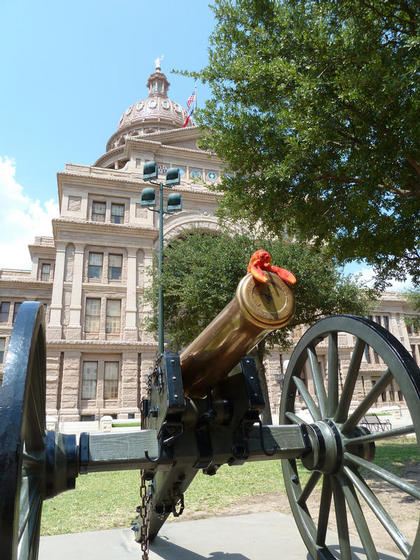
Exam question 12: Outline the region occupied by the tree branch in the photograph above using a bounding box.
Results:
[359,1,413,33]
[406,156,420,180]
[314,173,414,197]
[315,174,364,184]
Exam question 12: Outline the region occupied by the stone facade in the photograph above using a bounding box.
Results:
[268,295,420,418]
[0,63,419,421]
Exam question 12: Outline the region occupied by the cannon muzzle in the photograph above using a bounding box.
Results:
[180,272,295,398]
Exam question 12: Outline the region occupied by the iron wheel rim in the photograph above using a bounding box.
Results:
[0,302,46,560]
[280,315,420,560]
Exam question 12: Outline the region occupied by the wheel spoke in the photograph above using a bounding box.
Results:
[316,475,332,546]
[18,476,41,543]
[17,493,41,560]
[334,337,365,423]
[25,350,44,452]
[344,466,411,557]
[307,345,328,418]
[344,424,415,447]
[292,376,321,421]
[341,369,393,434]
[26,391,43,448]
[22,449,44,477]
[345,452,420,500]
[327,332,339,417]
[297,470,322,506]
[285,411,305,425]
[338,473,379,560]
[331,477,352,560]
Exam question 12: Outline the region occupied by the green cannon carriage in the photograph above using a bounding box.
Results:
[1,272,419,560]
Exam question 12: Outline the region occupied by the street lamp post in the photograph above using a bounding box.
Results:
[141,162,182,354]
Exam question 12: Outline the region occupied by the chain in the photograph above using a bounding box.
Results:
[137,470,152,560]
[135,365,155,560]
[135,357,164,558]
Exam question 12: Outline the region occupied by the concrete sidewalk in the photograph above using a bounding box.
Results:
[40,512,402,560]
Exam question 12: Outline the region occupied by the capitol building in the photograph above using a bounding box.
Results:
[0,61,418,422]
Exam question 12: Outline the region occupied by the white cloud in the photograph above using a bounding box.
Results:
[353,267,376,286]
[0,157,59,269]
[349,265,414,293]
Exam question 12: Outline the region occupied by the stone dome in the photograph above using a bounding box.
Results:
[106,60,194,152]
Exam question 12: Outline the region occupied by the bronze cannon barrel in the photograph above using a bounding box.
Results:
[180,272,295,398]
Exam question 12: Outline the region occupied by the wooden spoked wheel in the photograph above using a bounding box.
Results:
[0,302,47,560]
[280,315,420,560]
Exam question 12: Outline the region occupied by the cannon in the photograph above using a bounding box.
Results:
[1,271,420,560]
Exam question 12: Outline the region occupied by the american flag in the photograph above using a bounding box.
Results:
[183,88,197,127]
[186,91,196,110]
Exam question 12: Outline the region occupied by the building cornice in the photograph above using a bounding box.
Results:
[124,136,219,162]
[94,134,220,168]
[0,268,32,276]
[28,244,56,257]
[46,339,158,352]
[81,282,129,294]
[52,217,157,239]
[57,168,145,191]
[93,146,125,167]
[378,291,409,302]
[172,185,221,202]
[0,279,52,289]
[144,125,201,142]
[57,167,222,207]
[105,118,192,152]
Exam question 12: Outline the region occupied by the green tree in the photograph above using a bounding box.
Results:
[144,231,375,421]
[405,288,420,331]
[185,0,420,285]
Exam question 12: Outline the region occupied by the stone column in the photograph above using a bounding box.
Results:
[120,351,140,417]
[47,243,66,340]
[124,248,138,341]
[80,192,88,220]
[129,198,137,223]
[96,360,105,412]
[67,243,85,340]
[99,295,106,341]
[59,350,81,421]
[31,255,39,279]
[141,249,156,346]
[395,312,411,351]
[143,249,154,289]
[45,351,61,417]
[265,351,282,422]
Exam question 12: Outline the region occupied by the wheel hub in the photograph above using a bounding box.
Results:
[301,421,376,474]
[345,426,376,463]
[301,420,343,474]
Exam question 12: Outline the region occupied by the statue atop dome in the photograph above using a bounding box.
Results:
[155,55,164,71]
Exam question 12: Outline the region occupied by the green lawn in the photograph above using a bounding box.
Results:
[40,460,292,535]
[374,438,419,474]
[40,439,418,536]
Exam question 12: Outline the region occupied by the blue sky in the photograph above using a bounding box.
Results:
[0,1,412,290]
[0,0,214,268]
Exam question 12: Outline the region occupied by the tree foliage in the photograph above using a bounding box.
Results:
[146,231,375,351]
[186,0,420,285]
[405,288,420,331]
